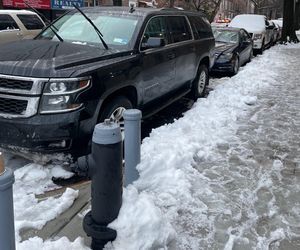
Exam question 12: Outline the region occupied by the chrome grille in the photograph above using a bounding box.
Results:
[0,97,27,115]
[0,74,46,118]
[0,78,33,91]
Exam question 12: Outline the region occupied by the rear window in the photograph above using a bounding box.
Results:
[17,14,44,30]
[0,14,19,31]
[167,16,192,43]
[189,16,212,39]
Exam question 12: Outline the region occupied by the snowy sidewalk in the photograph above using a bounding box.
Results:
[9,43,300,250]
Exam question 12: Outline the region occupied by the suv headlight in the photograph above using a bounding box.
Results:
[253,34,263,40]
[40,78,91,114]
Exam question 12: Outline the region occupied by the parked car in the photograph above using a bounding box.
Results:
[268,20,280,43]
[0,7,215,159]
[229,14,273,54]
[271,19,283,40]
[0,9,45,45]
[212,27,253,75]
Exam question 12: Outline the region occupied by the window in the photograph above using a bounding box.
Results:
[167,16,192,43]
[17,15,44,30]
[38,12,139,49]
[189,16,212,39]
[0,14,19,31]
[142,16,169,45]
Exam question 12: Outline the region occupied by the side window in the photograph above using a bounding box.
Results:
[188,16,199,40]
[0,14,19,31]
[167,16,192,43]
[17,15,44,30]
[190,16,212,39]
[142,16,169,46]
[240,30,246,43]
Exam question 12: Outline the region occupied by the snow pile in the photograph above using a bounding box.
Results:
[17,236,89,250]
[10,163,79,244]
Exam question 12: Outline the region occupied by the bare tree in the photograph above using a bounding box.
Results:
[282,0,299,42]
[187,0,222,22]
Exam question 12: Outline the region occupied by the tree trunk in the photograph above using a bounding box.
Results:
[282,0,299,42]
[296,1,300,30]
[208,0,223,23]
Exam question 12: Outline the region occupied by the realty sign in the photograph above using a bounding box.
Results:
[51,0,83,9]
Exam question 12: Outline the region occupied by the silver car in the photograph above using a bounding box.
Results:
[0,9,45,45]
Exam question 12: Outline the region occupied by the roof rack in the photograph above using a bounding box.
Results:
[160,7,184,11]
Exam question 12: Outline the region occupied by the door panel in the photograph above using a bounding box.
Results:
[0,14,22,45]
[167,16,195,88]
[139,16,176,104]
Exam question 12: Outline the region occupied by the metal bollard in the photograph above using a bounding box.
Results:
[82,120,123,250]
[0,153,15,250]
[123,109,142,186]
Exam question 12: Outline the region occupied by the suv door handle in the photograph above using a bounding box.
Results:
[167,53,175,60]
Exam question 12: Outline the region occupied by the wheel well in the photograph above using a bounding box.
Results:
[99,86,137,118]
[200,57,209,69]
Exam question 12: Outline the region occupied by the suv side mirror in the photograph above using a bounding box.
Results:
[142,37,165,50]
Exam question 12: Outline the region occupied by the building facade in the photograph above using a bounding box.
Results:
[216,0,255,21]
[255,0,283,19]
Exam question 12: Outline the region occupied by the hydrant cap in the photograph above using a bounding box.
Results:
[93,122,122,145]
[123,109,142,121]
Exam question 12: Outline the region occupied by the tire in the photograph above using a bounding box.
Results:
[191,64,209,100]
[258,40,265,54]
[99,96,133,129]
[232,56,240,75]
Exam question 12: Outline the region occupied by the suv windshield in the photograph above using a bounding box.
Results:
[213,30,239,44]
[37,11,140,49]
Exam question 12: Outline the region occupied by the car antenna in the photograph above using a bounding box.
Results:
[24,2,64,42]
[72,4,109,50]
[129,4,135,13]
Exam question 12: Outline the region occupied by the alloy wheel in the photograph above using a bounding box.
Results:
[198,70,207,95]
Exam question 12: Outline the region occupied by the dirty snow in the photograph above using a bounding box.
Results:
[2,42,300,249]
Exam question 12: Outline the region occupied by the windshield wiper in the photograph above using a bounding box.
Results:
[25,2,64,42]
[72,4,108,50]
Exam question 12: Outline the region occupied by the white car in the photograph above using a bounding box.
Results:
[0,10,45,45]
[229,14,273,54]
[271,19,283,40]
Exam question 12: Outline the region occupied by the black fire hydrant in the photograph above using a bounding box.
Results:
[75,120,123,249]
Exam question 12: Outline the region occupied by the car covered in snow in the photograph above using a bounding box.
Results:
[212,27,253,75]
[0,9,45,45]
[229,14,273,54]
[0,7,215,159]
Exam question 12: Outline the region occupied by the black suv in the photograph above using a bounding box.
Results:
[0,7,215,158]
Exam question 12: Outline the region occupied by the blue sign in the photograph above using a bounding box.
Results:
[51,0,83,9]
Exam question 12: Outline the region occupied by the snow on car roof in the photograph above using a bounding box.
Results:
[229,14,266,32]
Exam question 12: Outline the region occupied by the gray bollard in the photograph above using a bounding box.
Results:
[123,109,142,186]
[82,120,123,250]
[0,154,15,250]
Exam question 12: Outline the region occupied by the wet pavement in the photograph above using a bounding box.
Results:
[174,46,300,249]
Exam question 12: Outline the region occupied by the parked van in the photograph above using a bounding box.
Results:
[0,10,45,45]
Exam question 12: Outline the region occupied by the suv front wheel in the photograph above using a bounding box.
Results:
[192,64,209,100]
[99,96,133,129]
